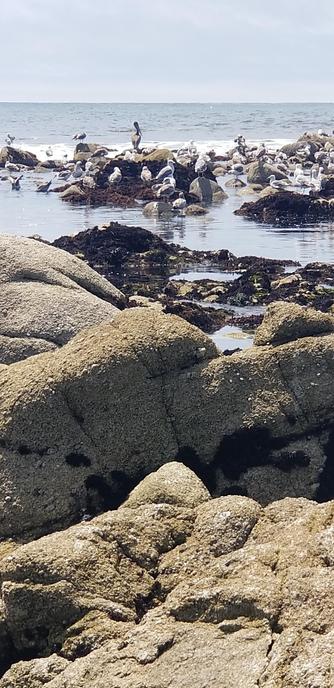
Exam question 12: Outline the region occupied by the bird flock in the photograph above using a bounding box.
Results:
[1,124,333,210]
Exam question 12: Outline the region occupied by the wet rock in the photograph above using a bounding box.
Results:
[0,147,38,169]
[73,143,102,162]
[185,204,208,215]
[163,299,228,333]
[247,161,287,184]
[235,191,334,224]
[0,234,125,363]
[60,184,86,201]
[143,201,173,217]
[189,177,227,203]
[254,301,334,346]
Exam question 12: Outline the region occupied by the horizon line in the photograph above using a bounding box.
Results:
[1,100,334,105]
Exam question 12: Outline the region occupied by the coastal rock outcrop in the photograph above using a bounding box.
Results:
[2,463,334,686]
[0,147,38,168]
[189,177,227,202]
[0,307,333,541]
[0,235,125,363]
[254,301,334,345]
[235,191,334,224]
[246,161,287,184]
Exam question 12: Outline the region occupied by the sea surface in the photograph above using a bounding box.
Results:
[1,102,334,265]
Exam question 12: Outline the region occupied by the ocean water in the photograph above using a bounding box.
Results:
[1,102,334,264]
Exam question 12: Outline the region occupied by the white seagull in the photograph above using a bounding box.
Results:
[140,165,152,183]
[268,175,290,191]
[5,161,20,173]
[155,160,175,182]
[72,161,84,179]
[108,167,122,185]
[172,191,187,211]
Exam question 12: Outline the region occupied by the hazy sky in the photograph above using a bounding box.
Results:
[2,0,334,102]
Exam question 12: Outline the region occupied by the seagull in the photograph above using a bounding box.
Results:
[91,148,109,158]
[131,122,142,151]
[140,165,152,183]
[83,175,96,190]
[73,132,87,141]
[155,160,175,182]
[5,161,20,173]
[36,179,52,193]
[45,146,53,158]
[56,170,72,181]
[72,161,84,179]
[172,191,187,211]
[108,166,122,185]
[268,175,290,191]
[256,143,267,159]
[5,133,15,146]
[195,156,208,176]
[231,163,244,180]
[9,174,23,190]
[156,176,176,201]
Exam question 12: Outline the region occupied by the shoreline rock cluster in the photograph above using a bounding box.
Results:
[1,462,334,685]
[0,232,334,685]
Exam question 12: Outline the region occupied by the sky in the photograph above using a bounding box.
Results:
[2,0,334,102]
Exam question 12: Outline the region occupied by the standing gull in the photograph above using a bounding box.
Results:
[140,165,152,184]
[108,167,122,185]
[172,192,187,211]
[5,134,15,145]
[73,132,87,142]
[131,122,142,151]
[36,179,52,193]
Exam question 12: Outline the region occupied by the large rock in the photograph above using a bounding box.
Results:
[247,161,287,184]
[0,235,125,364]
[0,308,333,540]
[189,177,227,203]
[2,471,334,687]
[254,301,334,345]
[0,147,38,168]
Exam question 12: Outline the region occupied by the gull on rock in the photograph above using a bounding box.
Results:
[155,160,175,182]
[268,175,290,191]
[45,146,53,158]
[108,167,122,185]
[5,161,20,173]
[172,191,187,211]
[195,155,208,176]
[140,165,152,183]
[73,132,87,141]
[72,162,84,179]
[156,176,176,201]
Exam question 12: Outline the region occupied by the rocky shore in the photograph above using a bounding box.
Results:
[0,232,334,685]
[1,129,334,686]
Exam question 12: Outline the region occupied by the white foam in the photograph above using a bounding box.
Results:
[17,137,294,162]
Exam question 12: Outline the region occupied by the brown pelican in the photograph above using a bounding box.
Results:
[131,122,142,151]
